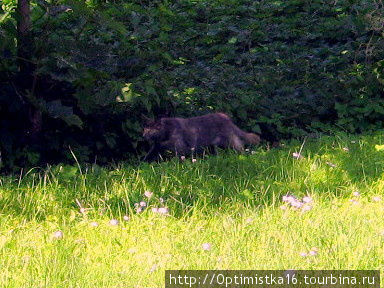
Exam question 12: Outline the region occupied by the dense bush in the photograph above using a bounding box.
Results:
[0,0,384,170]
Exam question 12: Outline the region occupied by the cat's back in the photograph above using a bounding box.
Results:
[185,113,232,126]
[160,116,186,131]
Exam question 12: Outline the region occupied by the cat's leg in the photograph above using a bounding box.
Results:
[212,145,219,155]
[143,144,161,162]
[230,135,244,152]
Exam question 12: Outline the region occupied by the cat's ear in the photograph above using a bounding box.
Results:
[141,115,154,126]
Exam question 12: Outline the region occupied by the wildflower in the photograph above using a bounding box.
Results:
[149,264,158,273]
[280,205,288,210]
[245,149,250,152]
[158,207,169,215]
[245,218,254,223]
[353,191,360,197]
[291,200,304,209]
[251,151,256,155]
[159,197,164,203]
[283,195,296,203]
[349,199,359,205]
[326,161,337,168]
[90,221,99,227]
[343,147,349,152]
[52,230,63,240]
[292,152,303,159]
[80,207,86,214]
[308,250,318,256]
[300,252,308,257]
[21,256,31,264]
[134,203,139,207]
[192,158,197,163]
[372,196,382,202]
[282,195,289,202]
[302,205,312,212]
[109,219,119,226]
[123,215,130,221]
[144,191,153,198]
[140,201,147,207]
[135,207,143,214]
[151,207,159,213]
[180,156,186,161]
[202,243,212,251]
[302,196,313,203]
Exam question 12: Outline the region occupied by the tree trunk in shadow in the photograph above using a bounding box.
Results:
[17,0,42,143]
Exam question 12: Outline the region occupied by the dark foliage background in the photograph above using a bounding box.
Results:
[1,0,384,171]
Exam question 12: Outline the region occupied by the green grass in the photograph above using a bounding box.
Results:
[1,133,384,287]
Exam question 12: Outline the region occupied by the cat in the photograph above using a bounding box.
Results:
[142,112,260,161]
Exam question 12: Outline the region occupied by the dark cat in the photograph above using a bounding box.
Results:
[142,113,260,161]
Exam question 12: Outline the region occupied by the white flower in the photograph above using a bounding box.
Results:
[352,191,360,197]
[180,156,186,161]
[291,200,303,209]
[283,195,296,203]
[309,247,318,256]
[52,230,63,240]
[109,219,119,226]
[245,218,254,223]
[372,196,382,202]
[308,250,318,256]
[158,207,169,215]
[90,221,99,227]
[326,161,337,168]
[343,147,349,152]
[144,191,153,198]
[135,207,143,213]
[139,201,147,207]
[192,158,197,163]
[292,152,303,159]
[149,264,158,273]
[300,252,308,257]
[302,205,312,212]
[123,215,130,221]
[282,195,290,202]
[202,243,212,251]
[302,196,313,203]
[349,199,359,205]
[159,197,164,203]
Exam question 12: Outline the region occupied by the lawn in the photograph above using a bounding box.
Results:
[0,133,384,287]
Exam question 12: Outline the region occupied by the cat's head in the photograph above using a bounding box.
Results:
[142,117,163,141]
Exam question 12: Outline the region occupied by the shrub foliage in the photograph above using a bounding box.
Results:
[0,0,383,170]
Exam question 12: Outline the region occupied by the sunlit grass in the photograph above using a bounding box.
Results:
[0,133,384,287]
